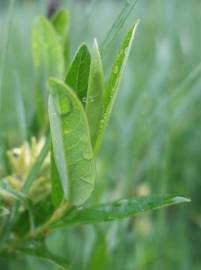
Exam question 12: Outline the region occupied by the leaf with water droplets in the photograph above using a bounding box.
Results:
[86,39,104,149]
[49,195,190,228]
[65,43,91,104]
[48,78,96,205]
[94,22,139,155]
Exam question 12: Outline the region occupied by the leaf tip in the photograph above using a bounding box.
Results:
[171,196,191,204]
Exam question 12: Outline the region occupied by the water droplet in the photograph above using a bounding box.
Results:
[100,119,105,129]
[89,96,95,103]
[82,97,87,103]
[55,94,72,117]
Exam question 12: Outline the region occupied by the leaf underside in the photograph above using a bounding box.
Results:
[48,78,96,205]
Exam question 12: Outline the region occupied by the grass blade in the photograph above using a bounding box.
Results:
[101,0,139,54]
[0,0,15,114]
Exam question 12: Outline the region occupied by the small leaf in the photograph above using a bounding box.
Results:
[86,39,104,149]
[50,195,190,228]
[48,78,96,205]
[65,44,91,104]
[51,9,69,61]
[13,196,54,237]
[17,240,69,270]
[94,22,139,154]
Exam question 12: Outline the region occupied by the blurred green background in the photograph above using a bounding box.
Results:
[0,0,201,269]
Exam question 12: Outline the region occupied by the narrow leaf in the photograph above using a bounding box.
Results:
[94,22,139,154]
[86,39,104,149]
[50,195,190,228]
[48,78,96,205]
[65,44,91,104]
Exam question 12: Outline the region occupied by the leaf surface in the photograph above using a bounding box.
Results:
[48,78,96,205]
[50,195,190,228]
[94,22,138,154]
[86,39,104,149]
[65,44,91,104]
[51,147,64,207]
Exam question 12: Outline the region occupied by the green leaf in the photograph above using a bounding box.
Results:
[32,16,65,130]
[17,240,70,270]
[51,9,69,54]
[51,146,64,207]
[86,39,104,149]
[94,22,139,154]
[13,196,54,237]
[50,195,190,228]
[65,44,91,104]
[48,78,96,205]
[32,16,64,79]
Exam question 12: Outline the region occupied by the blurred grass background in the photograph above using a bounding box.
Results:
[0,0,201,269]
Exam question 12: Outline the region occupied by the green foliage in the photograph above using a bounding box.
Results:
[0,1,195,269]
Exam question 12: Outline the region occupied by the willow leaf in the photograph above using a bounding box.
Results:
[86,39,104,148]
[48,78,96,205]
[65,44,91,104]
[94,22,139,154]
[50,195,190,228]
